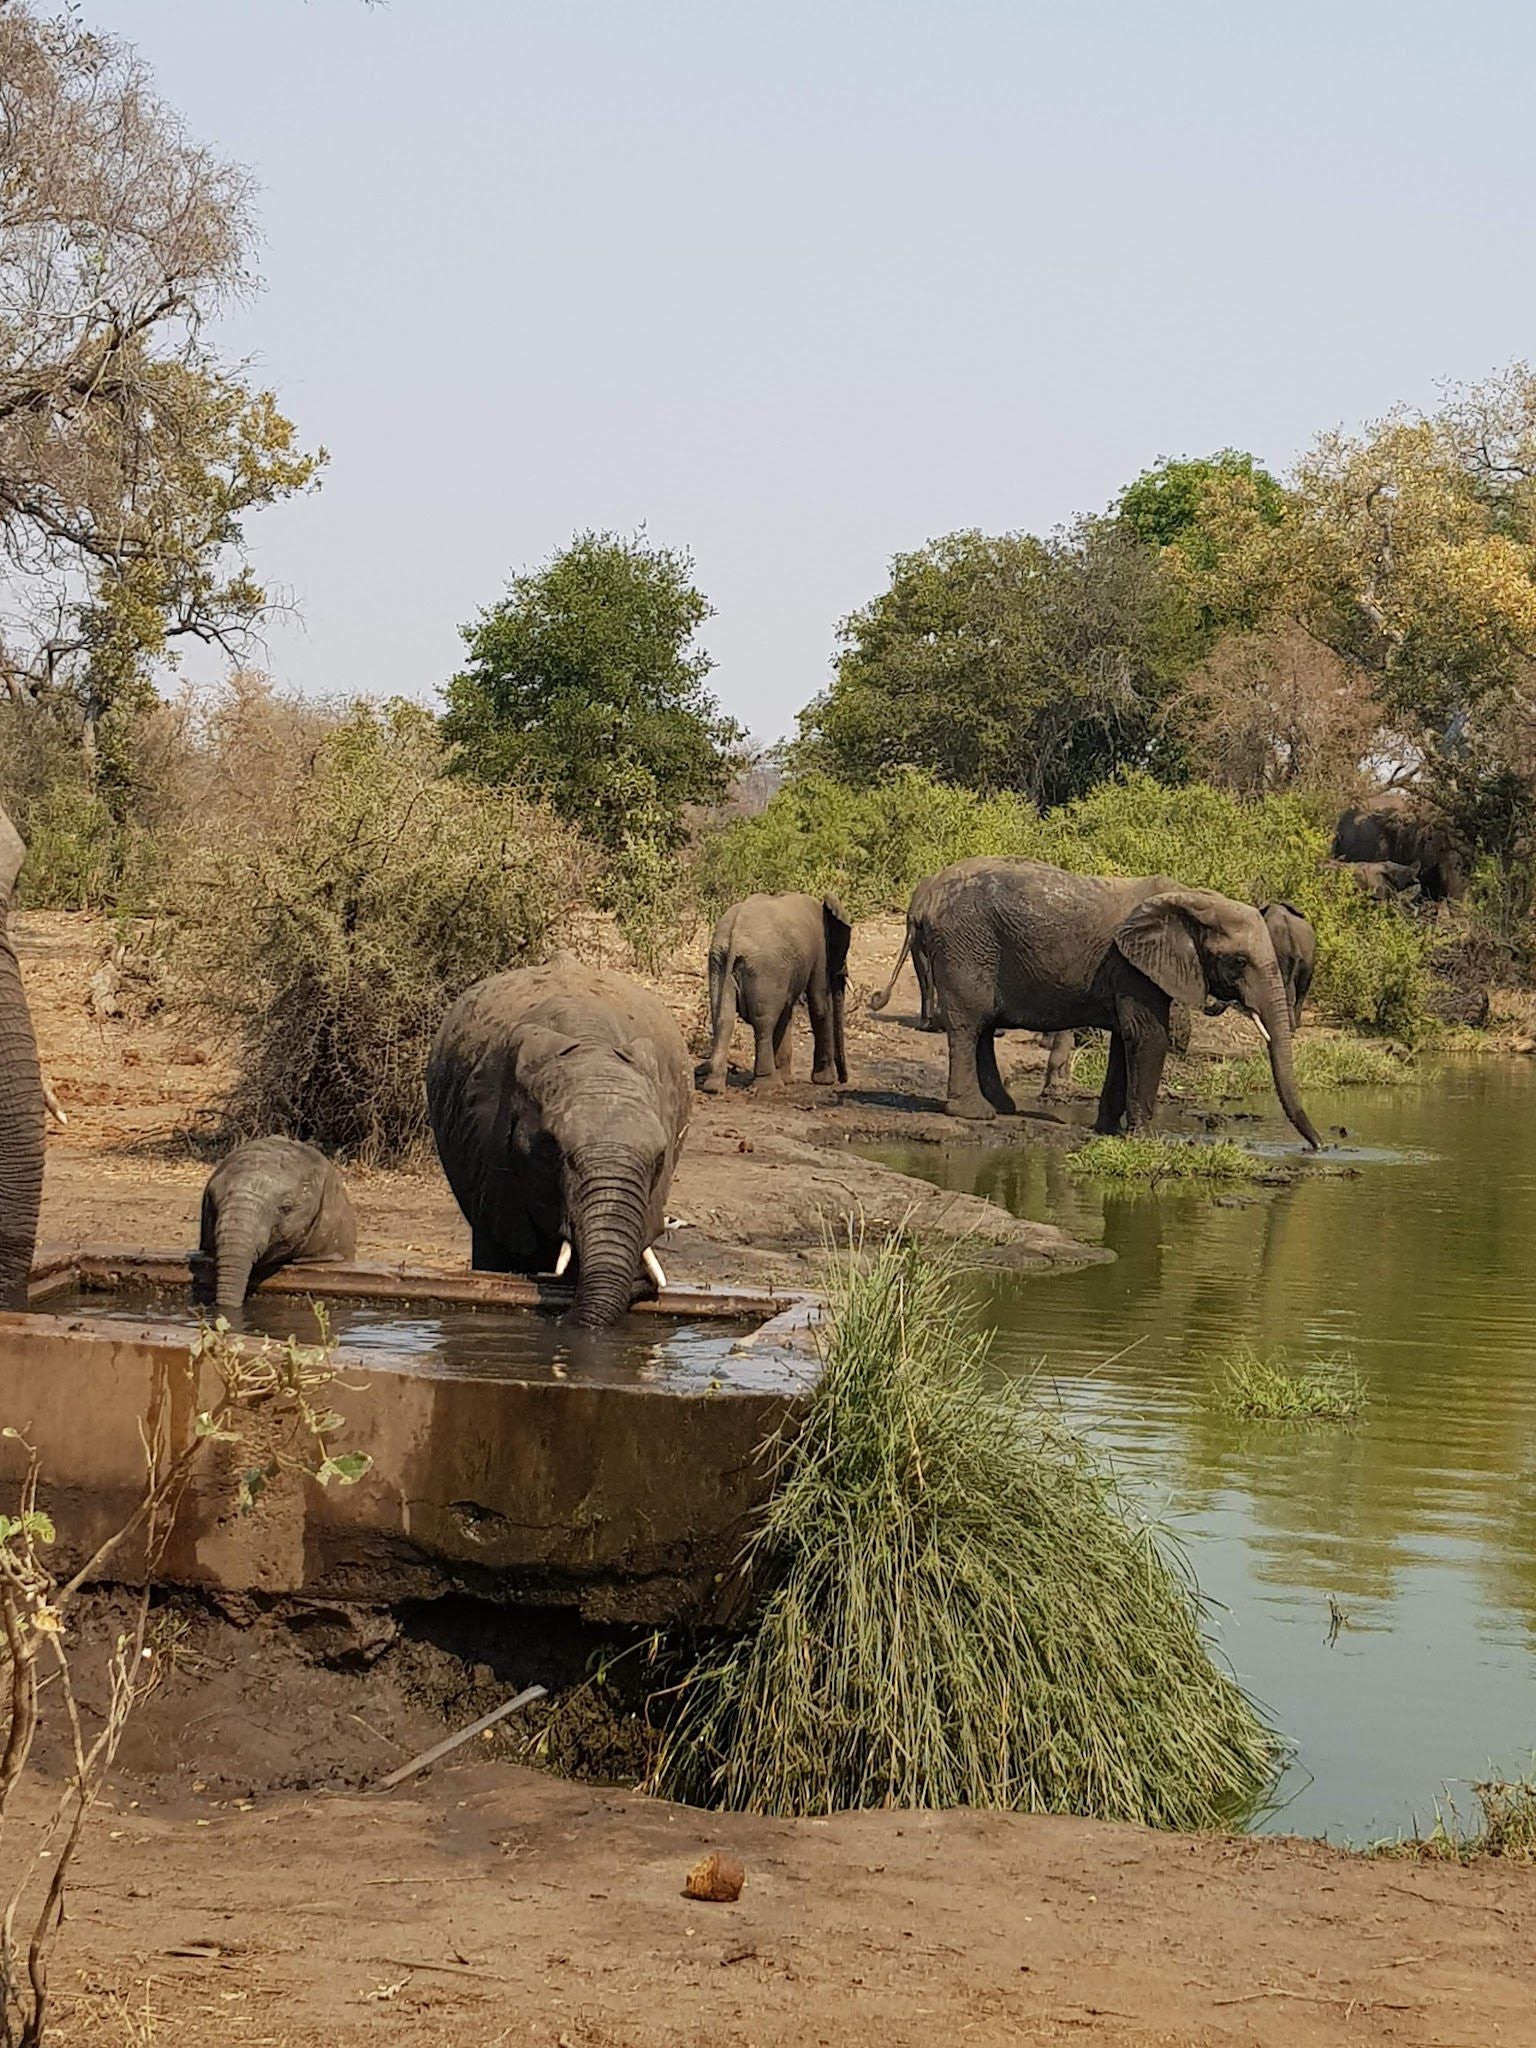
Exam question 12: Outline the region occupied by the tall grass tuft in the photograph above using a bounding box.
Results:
[651,1239,1279,1825]
[1067,1136,1266,1185]
[1179,1038,1418,1103]
[1217,1346,1365,1422]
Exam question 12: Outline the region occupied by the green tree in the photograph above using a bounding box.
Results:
[795,521,1194,805]
[443,531,742,849]
[0,7,323,796]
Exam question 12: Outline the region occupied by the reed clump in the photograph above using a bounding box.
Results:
[1217,1346,1366,1423]
[1381,1776,1536,1863]
[1181,1039,1418,1103]
[651,1238,1279,1826]
[1067,1136,1265,1186]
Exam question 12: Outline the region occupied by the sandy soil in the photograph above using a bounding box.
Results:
[9,912,1535,2048]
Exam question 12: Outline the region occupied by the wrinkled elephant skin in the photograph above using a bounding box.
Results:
[200,1137,357,1311]
[427,961,691,1330]
[0,807,44,1310]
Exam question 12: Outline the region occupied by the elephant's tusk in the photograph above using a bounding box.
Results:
[41,1078,66,1126]
[642,1246,667,1291]
[1249,1011,1272,1045]
[554,1239,573,1277]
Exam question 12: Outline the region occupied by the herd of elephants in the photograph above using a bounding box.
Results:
[0,790,1461,1330]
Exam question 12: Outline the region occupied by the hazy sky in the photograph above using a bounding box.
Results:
[88,1,1536,744]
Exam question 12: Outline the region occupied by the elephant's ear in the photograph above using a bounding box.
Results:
[514,1024,582,1073]
[1112,894,1208,1011]
[0,807,25,909]
[822,894,852,983]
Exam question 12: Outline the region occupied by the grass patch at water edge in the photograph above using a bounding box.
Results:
[1177,1038,1419,1103]
[1216,1346,1366,1423]
[1379,1776,1536,1863]
[1067,1136,1266,1186]
[649,1237,1280,1826]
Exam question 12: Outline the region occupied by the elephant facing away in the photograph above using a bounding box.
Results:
[0,807,44,1310]
[897,857,1321,1144]
[1332,794,1466,902]
[700,891,849,1094]
[427,960,691,1329]
[199,1137,357,1311]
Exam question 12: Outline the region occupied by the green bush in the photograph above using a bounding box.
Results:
[697,770,1432,1036]
[651,1238,1278,1824]
[167,700,595,1162]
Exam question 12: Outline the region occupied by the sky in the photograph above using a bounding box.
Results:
[85,0,1536,746]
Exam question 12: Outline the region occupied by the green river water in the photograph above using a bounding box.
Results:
[873,1055,1536,1846]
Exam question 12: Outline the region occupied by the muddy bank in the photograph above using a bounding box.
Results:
[17,910,1106,1285]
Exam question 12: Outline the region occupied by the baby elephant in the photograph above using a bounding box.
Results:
[700,891,850,1094]
[200,1138,357,1311]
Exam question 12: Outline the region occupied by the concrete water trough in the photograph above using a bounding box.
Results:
[0,1247,821,1625]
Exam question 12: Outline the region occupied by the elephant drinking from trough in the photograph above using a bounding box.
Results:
[700,891,849,1094]
[200,1137,357,1312]
[891,857,1321,1144]
[0,806,44,1310]
[427,961,691,1329]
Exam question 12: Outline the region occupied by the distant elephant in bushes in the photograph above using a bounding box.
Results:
[1328,857,1424,905]
[1332,794,1466,902]
[0,806,44,1311]
[883,856,1320,1142]
[200,1137,357,1310]
[428,960,691,1329]
[700,891,849,1093]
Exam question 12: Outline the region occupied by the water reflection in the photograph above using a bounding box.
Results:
[872,1058,1536,1843]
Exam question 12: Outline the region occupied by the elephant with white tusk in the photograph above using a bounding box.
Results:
[0,806,45,1310]
[427,961,691,1330]
[200,1137,357,1311]
[881,856,1321,1145]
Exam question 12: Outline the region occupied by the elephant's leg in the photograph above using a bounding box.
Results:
[807,974,838,1085]
[751,1000,783,1090]
[915,949,942,1031]
[1094,1032,1129,1135]
[1119,1004,1173,1134]
[1039,1029,1075,1101]
[773,1004,794,1080]
[976,1027,1017,1114]
[699,955,736,1094]
[945,1020,996,1121]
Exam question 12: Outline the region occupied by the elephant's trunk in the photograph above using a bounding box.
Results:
[0,931,45,1311]
[564,1148,654,1330]
[212,1190,275,1310]
[1250,959,1321,1151]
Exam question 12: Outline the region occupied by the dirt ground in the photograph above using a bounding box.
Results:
[9,912,1536,2048]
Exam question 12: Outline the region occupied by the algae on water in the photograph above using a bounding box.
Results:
[652,1238,1280,1826]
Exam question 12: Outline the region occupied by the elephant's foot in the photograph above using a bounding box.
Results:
[751,1070,783,1093]
[811,1065,839,1085]
[918,1017,944,1033]
[698,1070,728,1096]
[945,1093,997,1121]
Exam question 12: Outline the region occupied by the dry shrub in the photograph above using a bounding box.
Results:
[166,696,595,1162]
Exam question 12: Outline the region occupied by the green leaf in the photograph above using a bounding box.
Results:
[314,1451,371,1488]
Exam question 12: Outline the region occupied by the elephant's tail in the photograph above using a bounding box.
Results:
[868,926,913,1014]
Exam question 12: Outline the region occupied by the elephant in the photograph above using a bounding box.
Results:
[886,856,1321,1144]
[700,891,849,1094]
[1327,857,1423,905]
[427,959,691,1329]
[199,1137,357,1311]
[1259,903,1316,1030]
[1332,794,1466,902]
[872,860,1182,1103]
[0,806,44,1311]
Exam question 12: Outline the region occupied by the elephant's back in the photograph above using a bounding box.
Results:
[429,962,691,1135]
